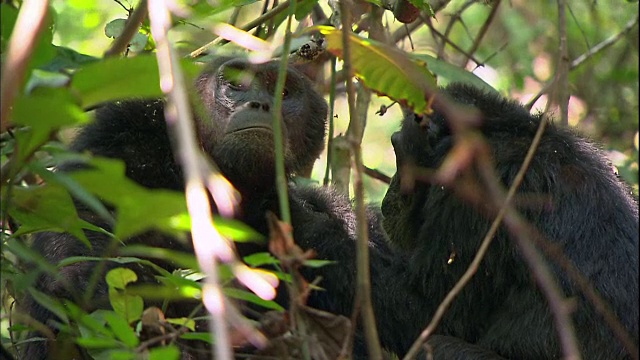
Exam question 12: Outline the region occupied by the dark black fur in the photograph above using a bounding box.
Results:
[380,83,639,359]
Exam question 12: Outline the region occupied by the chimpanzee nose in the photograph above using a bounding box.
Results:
[248,101,270,112]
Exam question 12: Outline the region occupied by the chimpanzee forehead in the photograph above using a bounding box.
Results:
[219,58,302,82]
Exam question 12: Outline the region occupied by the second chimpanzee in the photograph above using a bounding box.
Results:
[380,83,639,359]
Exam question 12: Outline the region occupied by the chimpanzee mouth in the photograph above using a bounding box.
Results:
[227,125,273,135]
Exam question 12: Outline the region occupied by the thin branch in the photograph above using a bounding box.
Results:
[553,0,570,126]
[364,166,391,184]
[189,0,291,58]
[339,0,382,357]
[148,2,235,359]
[323,59,338,186]
[104,0,148,57]
[0,0,49,133]
[571,14,638,69]
[526,14,638,111]
[460,0,501,66]
[436,0,475,59]
[423,21,485,66]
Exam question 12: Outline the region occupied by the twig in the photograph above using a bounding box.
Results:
[423,21,484,66]
[147,2,235,359]
[188,0,291,58]
[104,0,148,57]
[339,1,383,358]
[571,15,638,69]
[323,59,338,186]
[526,15,638,111]
[364,166,391,184]
[460,0,501,67]
[0,0,49,133]
[552,0,570,126]
[436,0,475,59]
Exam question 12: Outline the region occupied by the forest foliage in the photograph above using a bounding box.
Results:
[1,0,638,359]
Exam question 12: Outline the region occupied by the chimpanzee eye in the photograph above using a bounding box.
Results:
[222,67,252,91]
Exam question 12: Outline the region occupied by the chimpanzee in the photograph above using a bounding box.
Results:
[380,83,639,359]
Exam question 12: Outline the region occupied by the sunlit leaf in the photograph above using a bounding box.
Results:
[410,54,496,94]
[13,88,88,128]
[166,317,196,331]
[106,268,144,323]
[71,56,200,109]
[224,287,284,311]
[103,312,139,348]
[69,157,189,239]
[149,345,180,360]
[243,252,278,267]
[179,332,213,344]
[316,26,437,114]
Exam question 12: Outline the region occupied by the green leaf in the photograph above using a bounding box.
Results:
[303,259,335,268]
[42,45,99,72]
[125,284,200,301]
[104,19,127,38]
[406,0,434,15]
[75,336,120,349]
[213,217,264,243]
[27,288,70,325]
[179,332,213,344]
[24,69,71,93]
[0,4,18,53]
[165,317,196,331]
[69,157,189,239]
[30,161,114,224]
[13,88,88,128]
[73,307,114,338]
[103,312,139,348]
[9,184,91,246]
[120,245,198,270]
[148,345,180,360]
[224,287,284,311]
[316,26,437,114]
[294,0,319,20]
[104,19,148,52]
[71,55,201,109]
[10,126,52,166]
[56,256,171,278]
[106,268,144,323]
[409,54,497,94]
[71,55,161,108]
[243,252,278,267]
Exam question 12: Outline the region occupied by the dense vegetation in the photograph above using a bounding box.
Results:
[1,0,637,359]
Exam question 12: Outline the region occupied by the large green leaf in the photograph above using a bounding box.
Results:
[71,55,162,109]
[316,26,437,114]
[69,157,188,239]
[71,55,202,109]
[8,184,92,246]
[13,88,89,128]
[410,53,497,94]
[106,268,144,324]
